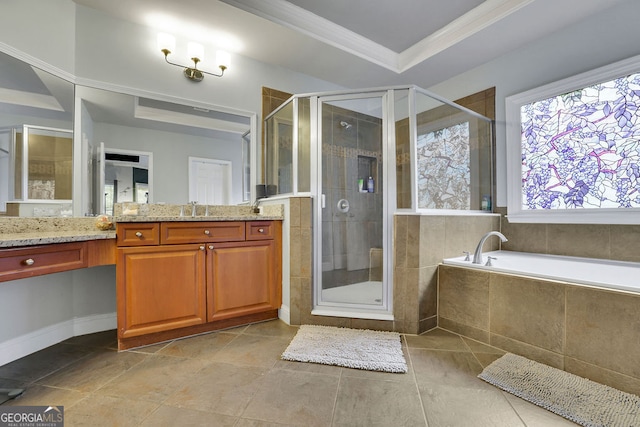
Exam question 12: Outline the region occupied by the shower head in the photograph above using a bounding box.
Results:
[340,121,352,129]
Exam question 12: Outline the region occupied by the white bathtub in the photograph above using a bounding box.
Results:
[442,250,640,294]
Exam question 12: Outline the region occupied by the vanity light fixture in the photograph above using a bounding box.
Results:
[157,33,229,82]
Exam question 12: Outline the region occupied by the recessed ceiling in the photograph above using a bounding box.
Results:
[71,0,629,89]
[282,0,486,52]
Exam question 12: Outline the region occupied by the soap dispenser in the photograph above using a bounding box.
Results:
[367,176,374,193]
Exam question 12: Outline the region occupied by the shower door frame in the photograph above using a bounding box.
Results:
[312,90,396,319]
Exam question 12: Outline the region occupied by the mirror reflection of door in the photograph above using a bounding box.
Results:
[97,147,152,215]
[188,157,232,205]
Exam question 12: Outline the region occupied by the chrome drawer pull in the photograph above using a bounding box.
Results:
[23,258,35,266]
[135,232,143,237]
[204,230,210,235]
[258,228,264,233]
[199,245,205,251]
[209,245,214,250]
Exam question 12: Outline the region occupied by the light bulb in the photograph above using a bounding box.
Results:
[216,50,230,69]
[188,42,204,61]
[157,32,175,53]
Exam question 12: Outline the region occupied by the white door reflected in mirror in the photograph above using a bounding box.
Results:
[188,157,231,206]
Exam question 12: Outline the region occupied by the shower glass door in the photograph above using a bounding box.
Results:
[317,93,388,310]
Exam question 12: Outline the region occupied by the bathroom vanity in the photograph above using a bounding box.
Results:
[115,217,282,350]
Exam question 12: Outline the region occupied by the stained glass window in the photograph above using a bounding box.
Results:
[417,122,470,209]
[520,72,640,210]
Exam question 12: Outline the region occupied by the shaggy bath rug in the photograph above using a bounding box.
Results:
[281,325,407,373]
[478,353,640,427]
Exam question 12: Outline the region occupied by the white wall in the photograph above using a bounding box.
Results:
[428,0,640,207]
[72,3,342,118]
[0,1,75,74]
[0,266,116,366]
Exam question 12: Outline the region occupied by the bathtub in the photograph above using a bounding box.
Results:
[442,250,640,294]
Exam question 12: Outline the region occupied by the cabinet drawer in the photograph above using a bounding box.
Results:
[0,242,87,282]
[117,223,160,246]
[160,222,245,244]
[246,221,275,240]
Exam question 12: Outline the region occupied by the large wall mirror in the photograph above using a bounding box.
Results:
[0,51,74,216]
[1,49,254,217]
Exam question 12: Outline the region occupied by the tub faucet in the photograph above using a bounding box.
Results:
[472,231,507,265]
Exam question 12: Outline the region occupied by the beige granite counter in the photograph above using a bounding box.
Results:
[0,217,116,248]
[113,203,284,222]
[0,204,284,247]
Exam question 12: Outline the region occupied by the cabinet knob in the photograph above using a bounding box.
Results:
[204,230,210,235]
[135,232,143,238]
[208,245,214,250]
[258,228,264,233]
[199,245,205,251]
[23,258,35,266]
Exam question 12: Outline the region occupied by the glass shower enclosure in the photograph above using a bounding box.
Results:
[264,86,493,319]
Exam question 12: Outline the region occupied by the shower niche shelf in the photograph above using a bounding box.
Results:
[357,155,378,193]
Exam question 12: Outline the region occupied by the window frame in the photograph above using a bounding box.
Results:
[505,54,640,224]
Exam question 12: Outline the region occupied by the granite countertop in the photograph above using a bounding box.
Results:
[0,217,117,248]
[0,230,116,248]
[0,203,284,248]
[113,214,283,222]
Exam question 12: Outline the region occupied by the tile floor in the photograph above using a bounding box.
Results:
[0,320,576,426]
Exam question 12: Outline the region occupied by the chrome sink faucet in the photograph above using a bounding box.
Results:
[190,201,198,217]
[472,231,507,264]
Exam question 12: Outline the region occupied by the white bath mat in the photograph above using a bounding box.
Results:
[479,353,640,427]
[281,325,407,373]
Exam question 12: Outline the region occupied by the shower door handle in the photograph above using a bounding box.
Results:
[337,199,350,213]
[321,194,326,209]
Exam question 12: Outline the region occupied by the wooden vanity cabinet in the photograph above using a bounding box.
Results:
[116,220,281,349]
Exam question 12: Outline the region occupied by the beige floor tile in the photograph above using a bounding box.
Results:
[419,384,525,427]
[95,354,206,402]
[140,405,238,426]
[474,352,504,368]
[63,329,118,349]
[502,393,577,426]
[332,376,427,426]
[5,384,87,409]
[163,362,267,417]
[235,419,299,426]
[243,319,299,339]
[273,359,343,376]
[212,334,291,368]
[36,349,147,392]
[156,331,237,360]
[406,327,469,351]
[0,343,94,383]
[241,368,339,426]
[65,394,159,426]
[410,348,491,390]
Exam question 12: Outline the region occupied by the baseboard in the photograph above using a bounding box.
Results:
[0,312,117,366]
[73,312,117,336]
[278,305,291,325]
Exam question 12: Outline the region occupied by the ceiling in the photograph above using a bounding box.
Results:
[71,0,628,89]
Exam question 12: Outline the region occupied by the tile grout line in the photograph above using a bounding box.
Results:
[402,334,430,427]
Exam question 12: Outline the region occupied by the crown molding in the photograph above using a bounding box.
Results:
[0,42,76,83]
[399,0,535,72]
[220,0,398,71]
[222,0,534,74]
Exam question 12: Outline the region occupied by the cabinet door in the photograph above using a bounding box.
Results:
[117,244,206,339]
[207,240,278,322]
